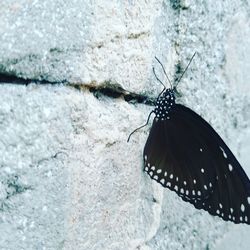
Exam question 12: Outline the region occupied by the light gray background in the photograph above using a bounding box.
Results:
[0,0,250,249]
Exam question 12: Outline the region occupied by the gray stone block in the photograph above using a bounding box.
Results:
[0,1,250,249]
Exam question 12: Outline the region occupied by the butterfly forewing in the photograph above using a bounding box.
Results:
[144,110,216,200]
[143,103,250,224]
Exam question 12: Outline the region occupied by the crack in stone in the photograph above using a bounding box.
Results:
[70,81,155,106]
[36,151,68,168]
[0,73,67,85]
[0,175,33,211]
[127,31,150,39]
[5,175,33,200]
[170,0,189,11]
[0,74,155,105]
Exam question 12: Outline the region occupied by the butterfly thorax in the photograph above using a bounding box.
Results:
[154,88,176,120]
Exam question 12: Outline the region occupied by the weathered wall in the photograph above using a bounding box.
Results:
[0,1,250,249]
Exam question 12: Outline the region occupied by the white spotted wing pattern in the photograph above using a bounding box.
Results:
[143,88,250,225]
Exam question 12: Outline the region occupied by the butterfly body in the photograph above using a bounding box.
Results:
[143,88,250,225]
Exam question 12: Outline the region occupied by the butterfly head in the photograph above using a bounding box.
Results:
[154,88,176,120]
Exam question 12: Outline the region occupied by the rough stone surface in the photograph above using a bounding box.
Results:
[0,0,250,250]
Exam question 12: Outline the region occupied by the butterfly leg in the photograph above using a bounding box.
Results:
[127,111,155,142]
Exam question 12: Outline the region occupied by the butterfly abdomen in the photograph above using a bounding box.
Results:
[155,89,176,121]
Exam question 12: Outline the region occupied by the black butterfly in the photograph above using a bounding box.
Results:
[128,53,250,225]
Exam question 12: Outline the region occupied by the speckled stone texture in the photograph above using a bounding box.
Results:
[0,1,250,250]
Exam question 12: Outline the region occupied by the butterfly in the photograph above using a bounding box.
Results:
[128,53,250,225]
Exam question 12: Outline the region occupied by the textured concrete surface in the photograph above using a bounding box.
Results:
[0,0,250,250]
[0,84,243,250]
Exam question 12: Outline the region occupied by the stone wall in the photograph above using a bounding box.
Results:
[0,1,250,249]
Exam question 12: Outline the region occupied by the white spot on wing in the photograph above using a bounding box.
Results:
[149,171,153,176]
[219,203,223,209]
[164,171,167,177]
[156,169,162,174]
[220,146,227,158]
[248,197,250,205]
[144,155,147,161]
[228,164,233,171]
[230,208,234,214]
[151,166,155,171]
[241,204,245,212]
[170,174,173,179]
[153,175,158,180]
[201,168,204,173]
[200,148,203,152]
[160,179,165,185]
[193,179,196,184]
[145,167,148,171]
[204,185,207,190]
[184,181,187,186]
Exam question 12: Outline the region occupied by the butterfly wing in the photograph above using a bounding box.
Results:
[144,104,250,224]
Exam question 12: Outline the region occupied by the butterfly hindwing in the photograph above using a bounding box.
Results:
[176,105,250,224]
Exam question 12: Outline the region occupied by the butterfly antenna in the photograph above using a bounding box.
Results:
[153,67,166,90]
[127,111,155,142]
[154,56,173,89]
[175,52,196,87]
[153,67,167,101]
